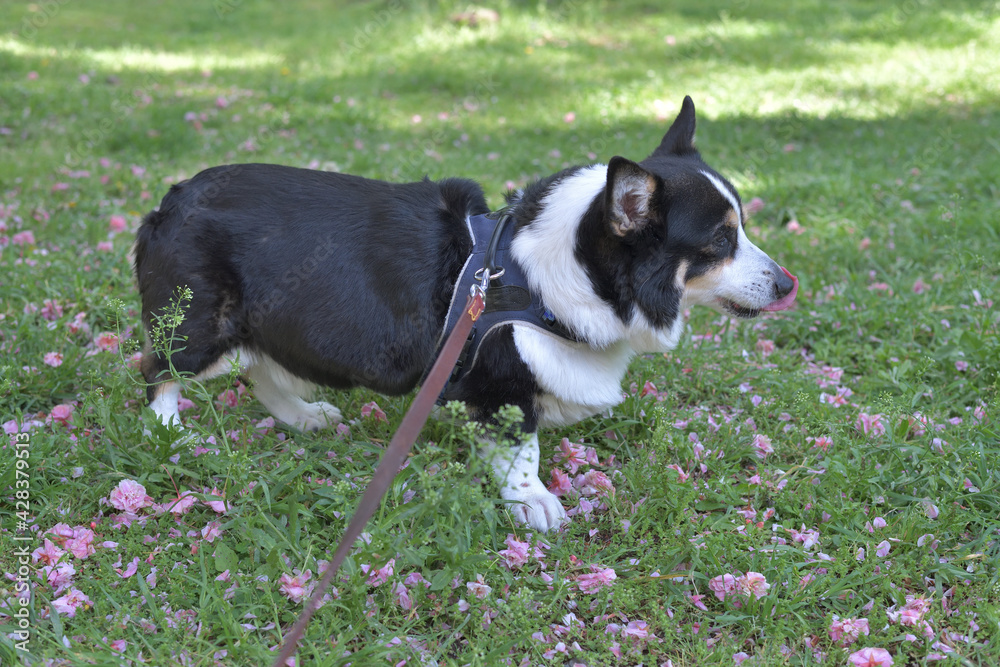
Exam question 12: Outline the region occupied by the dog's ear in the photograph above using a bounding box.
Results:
[649,95,698,158]
[606,156,658,237]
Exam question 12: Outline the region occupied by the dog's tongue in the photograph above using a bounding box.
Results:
[761,267,798,312]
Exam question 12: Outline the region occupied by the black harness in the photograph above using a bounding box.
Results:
[434,211,578,398]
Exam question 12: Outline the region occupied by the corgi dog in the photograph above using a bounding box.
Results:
[134,96,797,532]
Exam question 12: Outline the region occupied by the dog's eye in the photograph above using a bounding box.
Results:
[714,230,730,250]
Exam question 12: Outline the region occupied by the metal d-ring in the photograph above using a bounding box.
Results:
[474,266,505,285]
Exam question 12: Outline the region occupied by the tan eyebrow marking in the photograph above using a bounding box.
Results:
[725,208,740,229]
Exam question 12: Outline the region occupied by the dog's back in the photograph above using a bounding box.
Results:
[134,164,488,410]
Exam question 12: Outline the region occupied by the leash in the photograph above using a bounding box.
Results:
[270,281,488,666]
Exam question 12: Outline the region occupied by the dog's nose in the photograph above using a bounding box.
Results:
[773,268,794,298]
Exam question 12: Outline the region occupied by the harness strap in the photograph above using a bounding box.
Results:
[436,212,579,399]
[484,284,531,312]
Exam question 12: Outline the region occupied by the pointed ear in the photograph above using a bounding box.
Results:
[606,156,658,237]
[649,95,698,158]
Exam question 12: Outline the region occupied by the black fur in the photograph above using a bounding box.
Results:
[443,325,540,433]
[135,166,488,398]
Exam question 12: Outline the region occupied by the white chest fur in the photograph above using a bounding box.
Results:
[512,325,634,427]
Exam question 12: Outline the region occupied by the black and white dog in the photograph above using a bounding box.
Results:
[134,97,797,532]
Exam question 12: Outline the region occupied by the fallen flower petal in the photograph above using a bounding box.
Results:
[108,479,154,514]
[52,588,93,618]
[278,570,314,604]
[708,573,737,601]
[737,571,770,599]
[848,646,893,667]
[575,565,616,593]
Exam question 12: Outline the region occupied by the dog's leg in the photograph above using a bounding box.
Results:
[246,356,341,431]
[484,433,567,532]
[144,348,251,429]
[149,381,182,427]
[142,343,185,428]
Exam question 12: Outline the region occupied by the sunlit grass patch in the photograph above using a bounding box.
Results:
[0,36,283,72]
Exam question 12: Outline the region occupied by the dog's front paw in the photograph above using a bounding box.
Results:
[503,485,568,532]
[291,401,342,432]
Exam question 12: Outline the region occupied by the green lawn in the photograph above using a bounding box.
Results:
[1,1,999,665]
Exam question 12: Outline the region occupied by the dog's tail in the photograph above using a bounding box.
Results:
[437,177,490,219]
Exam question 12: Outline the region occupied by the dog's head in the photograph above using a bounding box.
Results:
[602,96,797,334]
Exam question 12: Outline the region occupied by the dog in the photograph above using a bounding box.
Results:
[133,96,797,532]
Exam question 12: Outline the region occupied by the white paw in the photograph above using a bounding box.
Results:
[290,401,342,431]
[503,485,568,532]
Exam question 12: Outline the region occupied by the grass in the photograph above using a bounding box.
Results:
[1,0,999,664]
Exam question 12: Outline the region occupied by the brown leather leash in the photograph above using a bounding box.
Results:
[270,286,486,667]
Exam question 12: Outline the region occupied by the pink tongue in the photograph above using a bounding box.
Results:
[761,267,798,312]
